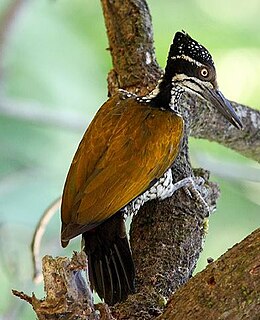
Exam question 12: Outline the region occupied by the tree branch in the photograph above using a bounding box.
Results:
[14,227,259,319]
[187,94,260,162]
[0,96,86,131]
[100,0,161,96]
[13,252,99,320]
[158,228,260,320]
[31,197,61,284]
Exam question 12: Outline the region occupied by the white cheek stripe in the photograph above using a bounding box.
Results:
[171,54,203,67]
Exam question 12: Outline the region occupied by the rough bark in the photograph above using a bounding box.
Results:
[12,0,259,319]
[13,229,260,319]
[100,0,161,96]
[158,228,260,320]
[187,94,260,163]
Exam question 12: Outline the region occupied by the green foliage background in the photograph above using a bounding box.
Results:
[0,1,259,319]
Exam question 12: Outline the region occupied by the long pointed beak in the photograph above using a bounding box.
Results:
[202,88,243,129]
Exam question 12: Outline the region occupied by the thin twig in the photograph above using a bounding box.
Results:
[0,96,86,131]
[31,197,61,284]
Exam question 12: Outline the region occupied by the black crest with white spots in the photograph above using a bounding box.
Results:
[170,31,214,66]
[163,31,215,82]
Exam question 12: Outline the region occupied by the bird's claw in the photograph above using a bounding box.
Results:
[183,177,210,217]
[167,176,210,218]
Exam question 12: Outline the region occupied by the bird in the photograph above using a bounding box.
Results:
[60,31,242,305]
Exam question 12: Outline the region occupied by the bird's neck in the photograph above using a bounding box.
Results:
[149,77,184,115]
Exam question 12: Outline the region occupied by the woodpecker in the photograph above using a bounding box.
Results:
[61,31,242,305]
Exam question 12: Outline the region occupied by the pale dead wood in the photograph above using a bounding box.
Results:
[13,252,100,320]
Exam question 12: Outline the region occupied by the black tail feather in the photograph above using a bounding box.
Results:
[83,212,135,305]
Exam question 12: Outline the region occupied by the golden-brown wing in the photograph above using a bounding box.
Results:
[61,96,183,244]
[61,94,127,238]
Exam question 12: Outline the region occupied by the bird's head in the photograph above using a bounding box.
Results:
[156,31,242,129]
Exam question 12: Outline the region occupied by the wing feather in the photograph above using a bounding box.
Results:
[61,95,183,242]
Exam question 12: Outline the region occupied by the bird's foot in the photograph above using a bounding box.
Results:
[160,174,210,218]
[182,177,210,217]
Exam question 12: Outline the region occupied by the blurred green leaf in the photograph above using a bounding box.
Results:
[0,0,259,318]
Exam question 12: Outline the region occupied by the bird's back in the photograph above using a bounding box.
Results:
[61,93,184,245]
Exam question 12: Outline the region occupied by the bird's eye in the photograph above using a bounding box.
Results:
[200,67,209,78]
